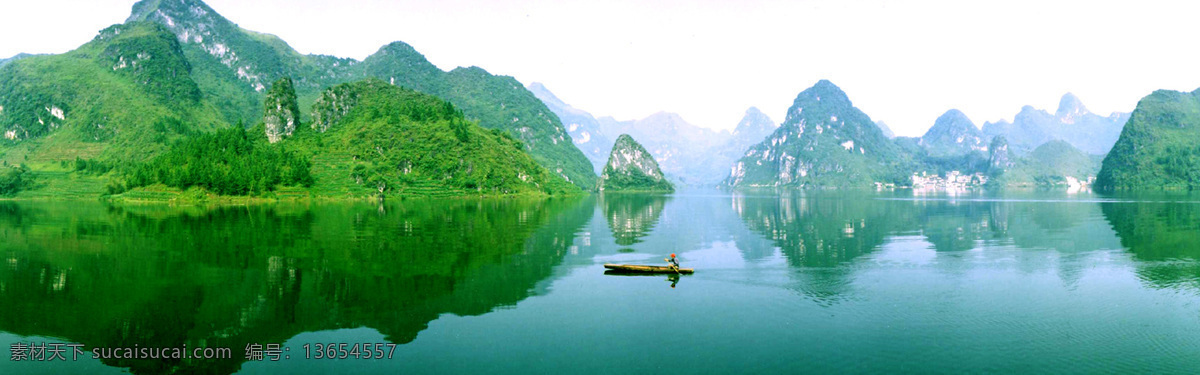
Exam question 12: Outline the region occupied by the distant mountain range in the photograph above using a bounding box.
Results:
[983,93,1129,155]
[725,81,1126,189]
[529,82,776,186]
[526,82,614,172]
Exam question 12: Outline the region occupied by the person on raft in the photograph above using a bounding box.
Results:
[665,253,680,270]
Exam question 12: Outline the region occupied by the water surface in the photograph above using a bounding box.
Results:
[1,190,1199,374]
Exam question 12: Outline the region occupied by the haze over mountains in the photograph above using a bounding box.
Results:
[532,73,1131,190]
[529,82,777,186]
[982,93,1129,155]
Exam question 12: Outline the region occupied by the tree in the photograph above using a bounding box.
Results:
[0,165,31,197]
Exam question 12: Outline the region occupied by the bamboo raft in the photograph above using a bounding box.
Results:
[603,264,695,274]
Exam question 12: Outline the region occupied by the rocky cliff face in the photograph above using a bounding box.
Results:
[598,134,674,192]
[127,0,291,94]
[262,77,299,143]
[987,135,1013,172]
[310,83,359,133]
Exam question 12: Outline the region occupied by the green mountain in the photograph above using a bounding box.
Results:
[725,80,911,188]
[904,109,991,177]
[1096,88,1200,190]
[127,0,594,189]
[126,0,330,124]
[997,140,1098,187]
[295,79,577,196]
[0,22,225,165]
[362,45,594,188]
[920,109,986,157]
[0,0,597,197]
[128,79,579,198]
[598,134,674,192]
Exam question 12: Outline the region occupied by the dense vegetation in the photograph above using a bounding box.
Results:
[1097,88,1200,190]
[994,140,1099,186]
[599,166,675,192]
[0,165,32,196]
[126,127,313,195]
[363,44,596,188]
[98,23,202,105]
[0,22,224,164]
[126,0,596,189]
[0,0,598,199]
[292,79,579,197]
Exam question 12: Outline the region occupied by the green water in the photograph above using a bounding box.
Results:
[1,190,1199,374]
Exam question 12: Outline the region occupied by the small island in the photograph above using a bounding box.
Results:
[596,134,674,193]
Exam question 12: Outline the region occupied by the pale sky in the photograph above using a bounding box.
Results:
[2,0,1199,136]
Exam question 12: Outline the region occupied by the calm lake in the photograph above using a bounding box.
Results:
[2,190,1199,374]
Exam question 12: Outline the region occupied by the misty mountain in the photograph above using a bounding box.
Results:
[529,83,776,186]
[526,82,613,172]
[920,109,986,157]
[0,53,38,68]
[981,93,1129,155]
[876,121,895,138]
